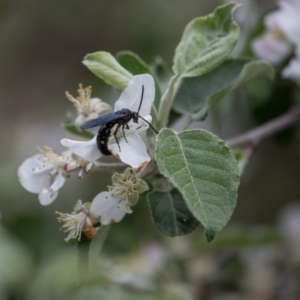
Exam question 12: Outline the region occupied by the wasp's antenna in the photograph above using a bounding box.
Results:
[137,84,158,133]
[137,85,144,115]
[138,115,159,134]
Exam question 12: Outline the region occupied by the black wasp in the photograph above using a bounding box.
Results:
[80,85,158,156]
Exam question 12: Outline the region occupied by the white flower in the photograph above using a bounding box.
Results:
[89,168,148,225]
[66,84,111,127]
[90,192,132,225]
[252,10,292,64]
[252,0,300,83]
[252,30,291,64]
[18,147,93,205]
[274,0,300,46]
[61,74,155,170]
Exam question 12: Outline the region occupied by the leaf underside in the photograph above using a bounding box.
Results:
[148,189,199,237]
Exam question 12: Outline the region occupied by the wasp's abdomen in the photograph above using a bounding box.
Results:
[97,123,115,156]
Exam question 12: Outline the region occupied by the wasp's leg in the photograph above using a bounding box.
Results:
[122,124,129,143]
[113,123,122,151]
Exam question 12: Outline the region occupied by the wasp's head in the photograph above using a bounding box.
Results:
[132,112,139,123]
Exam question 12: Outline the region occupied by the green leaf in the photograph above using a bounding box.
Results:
[83,51,133,90]
[155,129,240,241]
[173,59,274,120]
[173,3,240,77]
[168,109,182,127]
[147,189,199,237]
[116,51,150,75]
[150,57,173,95]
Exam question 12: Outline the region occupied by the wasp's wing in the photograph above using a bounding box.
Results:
[80,111,128,129]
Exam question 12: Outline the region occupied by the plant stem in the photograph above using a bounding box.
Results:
[88,225,110,276]
[157,75,181,129]
[77,235,90,283]
[96,162,126,168]
[226,108,300,148]
[181,116,193,131]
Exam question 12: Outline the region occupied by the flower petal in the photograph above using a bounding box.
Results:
[90,191,128,225]
[130,115,152,133]
[101,207,127,225]
[39,189,59,206]
[109,134,150,170]
[51,170,66,192]
[114,74,155,118]
[18,154,52,193]
[61,135,102,162]
[90,191,119,217]
[264,11,283,31]
[275,2,300,45]
[118,198,133,214]
[252,34,291,64]
[38,171,66,205]
[279,0,300,9]
[263,1,300,46]
[282,55,300,84]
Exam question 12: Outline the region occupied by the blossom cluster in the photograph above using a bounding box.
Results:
[252,0,300,84]
[18,74,155,241]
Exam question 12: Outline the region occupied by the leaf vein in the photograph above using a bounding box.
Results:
[174,134,208,225]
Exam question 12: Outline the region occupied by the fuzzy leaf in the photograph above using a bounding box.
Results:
[173,3,240,77]
[156,128,239,241]
[148,189,199,237]
[151,56,173,96]
[116,51,150,75]
[83,51,133,90]
[173,59,274,120]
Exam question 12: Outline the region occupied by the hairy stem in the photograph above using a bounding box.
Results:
[157,75,181,129]
[181,116,193,131]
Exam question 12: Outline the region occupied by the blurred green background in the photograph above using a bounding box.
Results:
[2,0,300,299]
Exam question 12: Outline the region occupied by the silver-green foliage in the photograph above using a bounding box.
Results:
[156,129,240,241]
[148,189,199,237]
[173,3,240,77]
[83,51,133,90]
[158,3,240,128]
[173,59,274,120]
